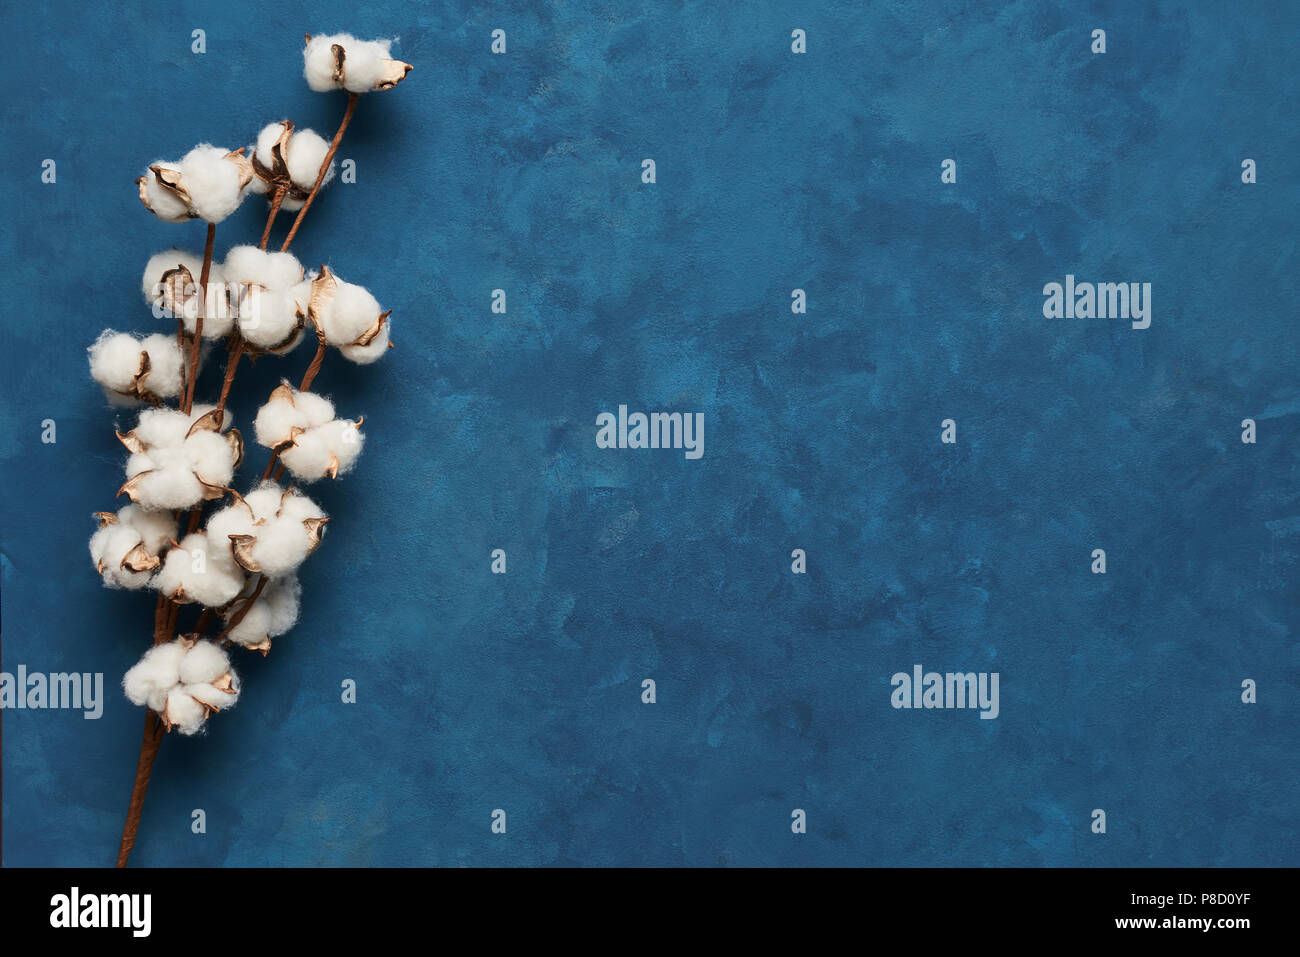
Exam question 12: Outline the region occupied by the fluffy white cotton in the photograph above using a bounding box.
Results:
[237,286,304,351]
[284,128,335,192]
[178,144,246,223]
[223,576,302,650]
[123,640,188,712]
[254,384,365,481]
[123,639,239,734]
[88,330,185,401]
[120,404,238,510]
[251,123,335,208]
[253,385,334,446]
[224,245,304,292]
[205,482,327,578]
[139,162,190,222]
[141,250,234,339]
[308,275,391,364]
[152,532,247,606]
[304,33,399,93]
[89,506,176,589]
[177,639,230,685]
[281,417,364,481]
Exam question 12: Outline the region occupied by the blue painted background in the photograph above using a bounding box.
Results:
[1,0,1297,867]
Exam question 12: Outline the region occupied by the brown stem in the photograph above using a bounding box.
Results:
[215,576,267,643]
[259,186,287,250]
[116,709,164,867]
[281,92,358,252]
[215,334,245,422]
[183,222,217,414]
[263,328,327,481]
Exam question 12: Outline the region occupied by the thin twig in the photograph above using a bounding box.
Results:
[215,576,268,643]
[281,93,358,252]
[183,222,217,414]
[259,186,287,250]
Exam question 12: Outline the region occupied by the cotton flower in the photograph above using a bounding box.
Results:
[137,145,254,224]
[222,576,301,654]
[116,404,243,510]
[152,531,248,607]
[254,383,364,481]
[88,330,185,404]
[89,506,176,589]
[295,265,391,363]
[122,637,240,735]
[142,249,234,339]
[223,245,306,353]
[303,33,412,93]
[248,120,336,212]
[204,482,328,578]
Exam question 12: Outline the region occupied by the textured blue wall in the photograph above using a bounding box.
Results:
[1,0,1297,867]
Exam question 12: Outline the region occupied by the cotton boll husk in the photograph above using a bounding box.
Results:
[153,532,246,606]
[89,523,152,588]
[122,641,187,708]
[238,287,303,351]
[88,331,148,394]
[178,145,245,223]
[140,162,190,221]
[224,245,303,292]
[281,419,364,480]
[203,503,258,567]
[142,248,201,303]
[252,122,286,178]
[285,128,335,192]
[178,640,231,685]
[164,688,208,735]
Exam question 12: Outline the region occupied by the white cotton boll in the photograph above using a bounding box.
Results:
[281,418,364,481]
[122,641,187,708]
[214,484,326,577]
[285,128,335,192]
[303,33,356,91]
[90,523,152,589]
[140,162,190,221]
[138,334,184,396]
[237,287,303,351]
[119,505,176,554]
[178,144,245,223]
[224,245,304,292]
[152,533,247,607]
[164,688,208,735]
[277,488,327,525]
[338,39,393,91]
[141,249,203,304]
[317,281,381,346]
[178,640,231,685]
[204,502,259,564]
[88,331,147,394]
[253,386,335,449]
[132,407,192,448]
